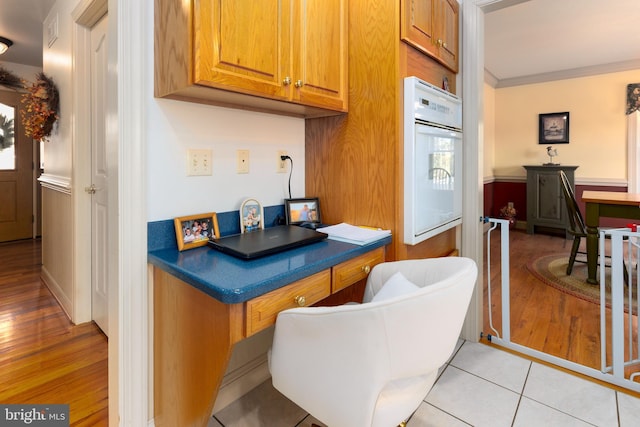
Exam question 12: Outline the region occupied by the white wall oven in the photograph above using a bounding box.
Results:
[404,77,463,245]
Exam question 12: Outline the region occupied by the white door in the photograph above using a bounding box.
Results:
[90,14,109,335]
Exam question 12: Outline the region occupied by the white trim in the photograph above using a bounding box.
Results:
[38,173,71,194]
[628,112,640,193]
[494,59,640,89]
[460,1,485,342]
[116,0,148,425]
[485,175,628,187]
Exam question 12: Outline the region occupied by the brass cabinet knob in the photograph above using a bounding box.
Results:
[362,265,371,274]
[294,295,306,306]
[294,79,304,88]
[436,39,443,47]
[283,76,292,86]
[85,184,97,194]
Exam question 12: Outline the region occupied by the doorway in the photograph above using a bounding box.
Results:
[88,13,109,335]
[0,91,34,242]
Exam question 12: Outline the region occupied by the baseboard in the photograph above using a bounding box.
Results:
[212,355,271,414]
[40,266,73,322]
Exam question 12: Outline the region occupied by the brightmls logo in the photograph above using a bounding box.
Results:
[0,405,69,426]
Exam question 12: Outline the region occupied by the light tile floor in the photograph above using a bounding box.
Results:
[210,340,640,427]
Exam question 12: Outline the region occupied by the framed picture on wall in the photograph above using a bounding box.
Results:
[174,212,220,251]
[539,112,570,144]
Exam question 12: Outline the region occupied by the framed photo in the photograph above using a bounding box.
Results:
[240,198,264,233]
[174,213,220,251]
[285,197,321,225]
[539,112,570,144]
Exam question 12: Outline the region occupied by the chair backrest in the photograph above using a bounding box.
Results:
[269,257,477,427]
[559,170,586,236]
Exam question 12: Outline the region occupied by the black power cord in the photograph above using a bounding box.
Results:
[281,155,293,199]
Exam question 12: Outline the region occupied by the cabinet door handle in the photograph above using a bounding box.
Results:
[294,295,306,306]
[361,265,371,274]
[283,76,292,86]
[294,79,304,88]
[85,184,97,194]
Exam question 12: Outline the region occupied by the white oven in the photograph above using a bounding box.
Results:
[404,77,463,245]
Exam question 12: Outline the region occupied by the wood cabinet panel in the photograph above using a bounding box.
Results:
[155,0,347,117]
[332,247,384,292]
[400,0,458,72]
[245,270,331,336]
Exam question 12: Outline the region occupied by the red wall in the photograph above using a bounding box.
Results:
[484,181,629,228]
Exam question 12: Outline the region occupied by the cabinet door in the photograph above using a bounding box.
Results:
[434,0,459,72]
[400,0,436,58]
[194,0,291,100]
[292,0,348,111]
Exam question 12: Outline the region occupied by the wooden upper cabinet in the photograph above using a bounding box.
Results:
[400,0,459,73]
[155,0,348,117]
[292,0,348,111]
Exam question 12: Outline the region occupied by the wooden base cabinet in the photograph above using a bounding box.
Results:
[524,165,578,235]
[154,0,348,118]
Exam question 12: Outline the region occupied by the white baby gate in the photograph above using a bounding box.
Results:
[483,217,640,393]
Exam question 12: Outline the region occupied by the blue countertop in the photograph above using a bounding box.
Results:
[148,236,391,304]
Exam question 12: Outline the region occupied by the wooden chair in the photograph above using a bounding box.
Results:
[559,170,588,275]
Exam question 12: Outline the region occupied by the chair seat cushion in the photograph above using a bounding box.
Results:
[371,272,419,302]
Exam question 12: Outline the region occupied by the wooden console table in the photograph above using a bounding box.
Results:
[148,237,389,426]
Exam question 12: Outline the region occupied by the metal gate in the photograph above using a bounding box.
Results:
[483,218,640,393]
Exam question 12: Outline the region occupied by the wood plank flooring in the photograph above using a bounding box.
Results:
[484,227,639,381]
[0,239,108,426]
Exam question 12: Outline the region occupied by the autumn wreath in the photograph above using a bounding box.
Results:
[21,72,59,141]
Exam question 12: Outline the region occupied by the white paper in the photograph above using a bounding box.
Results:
[318,223,391,245]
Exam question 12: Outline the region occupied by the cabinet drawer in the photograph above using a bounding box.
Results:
[332,247,384,293]
[245,269,331,336]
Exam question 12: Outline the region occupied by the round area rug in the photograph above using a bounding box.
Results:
[526,254,637,311]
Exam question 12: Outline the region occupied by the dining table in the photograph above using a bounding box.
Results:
[582,190,640,284]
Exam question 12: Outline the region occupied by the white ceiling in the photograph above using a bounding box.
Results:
[484,0,640,87]
[0,0,55,67]
[1,0,638,87]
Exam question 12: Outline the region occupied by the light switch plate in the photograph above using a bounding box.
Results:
[237,150,249,174]
[187,149,213,176]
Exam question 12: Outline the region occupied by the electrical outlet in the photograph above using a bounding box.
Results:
[237,149,250,173]
[187,149,213,176]
[277,150,288,173]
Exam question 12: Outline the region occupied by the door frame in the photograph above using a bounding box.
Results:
[71,0,108,325]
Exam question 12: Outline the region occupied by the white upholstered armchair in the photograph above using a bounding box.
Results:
[269,257,478,427]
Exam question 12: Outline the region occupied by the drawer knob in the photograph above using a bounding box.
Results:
[283,76,292,86]
[294,79,304,88]
[294,295,306,306]
[362,265,371,274]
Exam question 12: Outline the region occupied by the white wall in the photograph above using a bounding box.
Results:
[146,100,306,221]
[144,3,306,222]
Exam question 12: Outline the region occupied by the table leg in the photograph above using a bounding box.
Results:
[584,202,599,284]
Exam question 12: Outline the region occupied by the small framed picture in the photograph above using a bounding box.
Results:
[240,198,264,233]
[285,197,321,225]
[539,112,570,144]
[174,213,220,251]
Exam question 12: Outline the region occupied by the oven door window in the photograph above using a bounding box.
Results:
[413,124,462,238]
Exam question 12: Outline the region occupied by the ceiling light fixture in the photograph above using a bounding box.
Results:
[0,37,13,55]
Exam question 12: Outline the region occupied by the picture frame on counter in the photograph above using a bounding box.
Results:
[539,112,570,144]
[240,198,264,233]
[285,197,321,225]
[174,212,220,251]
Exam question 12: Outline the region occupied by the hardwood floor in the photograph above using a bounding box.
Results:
[0,239,108,426]
[484,227,639,382]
